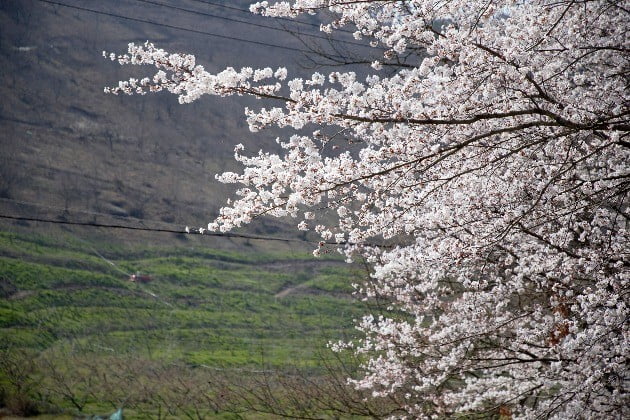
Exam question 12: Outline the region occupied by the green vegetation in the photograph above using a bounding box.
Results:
[0,230,370,418]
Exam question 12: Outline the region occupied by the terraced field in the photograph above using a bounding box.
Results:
[0,230,371,418]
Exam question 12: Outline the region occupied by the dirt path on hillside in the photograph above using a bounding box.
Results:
[274,283,309,298]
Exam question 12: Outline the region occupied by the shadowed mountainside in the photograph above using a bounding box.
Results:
[0,0,374,248]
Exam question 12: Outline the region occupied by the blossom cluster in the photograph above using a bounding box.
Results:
[107,1,629,418]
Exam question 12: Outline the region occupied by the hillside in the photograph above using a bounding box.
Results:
[0,0,374,246]
[0,229,372,417]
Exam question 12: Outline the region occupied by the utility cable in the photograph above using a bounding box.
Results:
[133,0,371,49]
[35,0,356,60]
[0,213,393,248]
[187,0,356,34]
[0,213,309,243]
[0,196,173,228]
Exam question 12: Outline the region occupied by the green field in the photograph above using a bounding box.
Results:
[0,230,378,418]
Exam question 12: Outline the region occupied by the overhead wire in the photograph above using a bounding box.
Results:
[0,196,175,229]
[35,0,364,60]
[186,0,356,34]
[0,212,394,248]
[132,0,372,49]
[0,213,310,243]
[0,196,313,244]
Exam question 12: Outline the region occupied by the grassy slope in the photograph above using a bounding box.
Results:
[0,230,364,367]
[0,230,369,417]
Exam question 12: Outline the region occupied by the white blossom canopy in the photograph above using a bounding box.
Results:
[107,1,629,418]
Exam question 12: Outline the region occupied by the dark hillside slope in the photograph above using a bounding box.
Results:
[0,0,374,246]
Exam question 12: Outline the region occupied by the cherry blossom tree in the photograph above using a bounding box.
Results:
[106,1,629,418]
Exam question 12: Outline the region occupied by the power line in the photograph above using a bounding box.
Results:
[0,213,309,243]
[0,196,294,244]
[187,0,355,34]
[133,0,371,49]
[35,0,352,59]
[0,196,178,228]
[0,196,230,234]
[0,213,393,248]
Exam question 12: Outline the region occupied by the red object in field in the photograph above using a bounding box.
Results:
[129,273,152,283]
